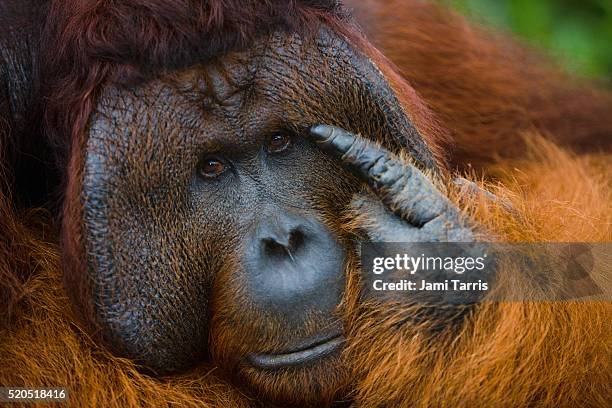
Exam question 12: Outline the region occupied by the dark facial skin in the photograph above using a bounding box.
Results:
[78,27,438,403]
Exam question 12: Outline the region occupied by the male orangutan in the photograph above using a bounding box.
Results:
[0,0,610,407]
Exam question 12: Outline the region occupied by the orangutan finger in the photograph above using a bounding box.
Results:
[308,124,456,227]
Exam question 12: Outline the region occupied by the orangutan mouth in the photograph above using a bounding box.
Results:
[247,332,345,370]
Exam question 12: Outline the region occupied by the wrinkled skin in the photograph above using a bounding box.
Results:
[0,2,477,403]
[73,26,475,404]
[3,1,612,407]
[308,124,473,242]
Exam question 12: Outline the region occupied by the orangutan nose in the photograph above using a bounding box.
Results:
[244,212,345,324]
[261,224,305,261]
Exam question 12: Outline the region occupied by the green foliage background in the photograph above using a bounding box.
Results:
[446,0,612,78]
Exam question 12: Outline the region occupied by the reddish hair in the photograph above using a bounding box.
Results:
[39,0,362,331]
[350,0,612,169]
[41,0,347,157]
[2,2,610,405]
[38,0,453,328]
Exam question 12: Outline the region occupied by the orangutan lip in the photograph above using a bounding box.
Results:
[247,333,344,370]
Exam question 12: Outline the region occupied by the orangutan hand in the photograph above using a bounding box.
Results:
[308,124,475,243]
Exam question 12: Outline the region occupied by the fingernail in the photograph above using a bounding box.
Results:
[309,124,334,141]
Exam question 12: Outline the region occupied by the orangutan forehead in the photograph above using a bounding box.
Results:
[167,53,256,108]
[165,28,355,110]
[92,26,436,171]
[95,26,360,116]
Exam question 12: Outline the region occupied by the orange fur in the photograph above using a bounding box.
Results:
[1,137,610,407]
[0,245,251,407]
[1,1,611,406]
[348,0,612,170]
[344,136,611,407]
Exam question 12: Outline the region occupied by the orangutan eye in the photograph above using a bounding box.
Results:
[266,133,292,153]
[198,157,227,179]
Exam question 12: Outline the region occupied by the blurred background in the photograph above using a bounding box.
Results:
[445,0,612,79]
